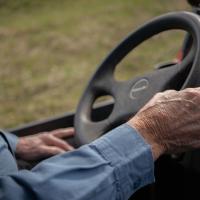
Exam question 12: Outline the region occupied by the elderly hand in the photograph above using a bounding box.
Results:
[16,128,75,161]
[128,88,200,160]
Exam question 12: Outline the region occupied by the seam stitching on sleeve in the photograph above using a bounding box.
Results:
[89,144,123,199]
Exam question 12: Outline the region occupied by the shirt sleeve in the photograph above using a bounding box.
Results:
[0,124,154,200]
[0,130,19,155]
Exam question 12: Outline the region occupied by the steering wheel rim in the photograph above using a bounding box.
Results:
[74,11,200,146]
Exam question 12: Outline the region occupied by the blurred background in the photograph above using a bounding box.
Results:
[0,0,189,128]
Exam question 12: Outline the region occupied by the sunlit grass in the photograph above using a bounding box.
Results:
[0,0,188,128]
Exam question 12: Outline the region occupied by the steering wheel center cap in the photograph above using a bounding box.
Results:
[129,78,149,100]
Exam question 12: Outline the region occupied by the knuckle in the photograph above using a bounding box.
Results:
[164,89,177,95]
[183,88,200,98]
[164,89,177,93]
[43,132,50,138]
[154,92,163,98]
[51,148,62,155]
[161,90,178,100]
[154,92,168,100]
[40,132,49,138]
[40,134,53,143]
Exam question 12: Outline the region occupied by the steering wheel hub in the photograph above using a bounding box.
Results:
[129,79,149,100]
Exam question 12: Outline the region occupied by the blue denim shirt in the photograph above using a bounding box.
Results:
[0,124,154,200]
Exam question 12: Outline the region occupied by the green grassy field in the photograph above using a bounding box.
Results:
[0,0,189,128]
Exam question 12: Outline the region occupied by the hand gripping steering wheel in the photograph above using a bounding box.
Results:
[74,11,200,145]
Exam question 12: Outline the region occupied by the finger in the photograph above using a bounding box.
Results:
[139,90,178,113]
[41,146,66,157]
[51,128,75,138]
[45,135,74,151]
[139,92,163,112]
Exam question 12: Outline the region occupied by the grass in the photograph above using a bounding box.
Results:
[0,0,189,128]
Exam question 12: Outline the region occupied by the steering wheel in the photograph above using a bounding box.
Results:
[187,0,200,7]
[74,11,200,145]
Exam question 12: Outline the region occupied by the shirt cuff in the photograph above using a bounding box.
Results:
[0,130,19,155]
[89,123,155,199]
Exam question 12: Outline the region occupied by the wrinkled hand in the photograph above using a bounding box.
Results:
[16,128,75,161]
[128,88,200,160]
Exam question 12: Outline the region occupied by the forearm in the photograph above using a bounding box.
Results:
[0,124,154,200]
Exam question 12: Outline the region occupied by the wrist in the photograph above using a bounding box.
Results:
[127,117,165,161]
[15,138,27,159]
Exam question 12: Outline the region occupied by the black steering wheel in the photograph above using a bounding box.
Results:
[74,11,200,145]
